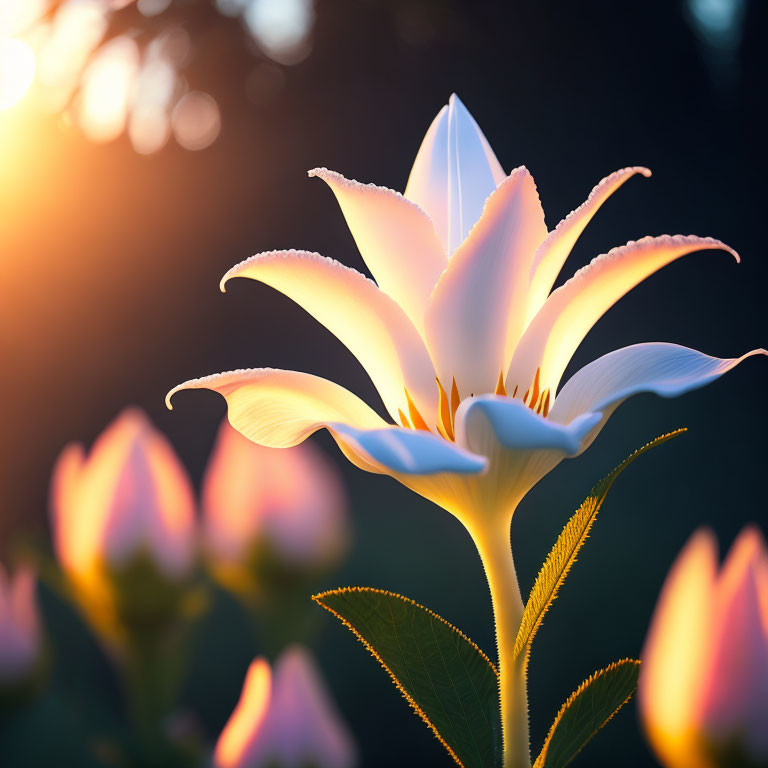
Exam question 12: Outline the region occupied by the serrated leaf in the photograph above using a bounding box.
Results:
[313,587,500,768]
[513,429,685,666]
[534,659,640,768]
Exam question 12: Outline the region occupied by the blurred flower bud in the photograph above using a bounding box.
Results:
[214,645,357,768]
[0,565,41,688]
[639,526,768,768]
[202,421,349,596]
[50,408,197,640]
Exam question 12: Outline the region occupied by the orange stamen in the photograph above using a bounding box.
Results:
[436,378,455,441]
[405,389,430,431]
[495,371,507,397]
[512,385,518,398]
[541,389,551,418]
[398,408,411,429]
[450,377,460,422]
[529,367,541,412]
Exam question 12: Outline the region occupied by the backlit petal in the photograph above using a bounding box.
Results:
[700,528,768,759]
[549,343,766,434]
[508,235,739,396]
[639,529,718,768]
[308,168,446,333]
[526,166,651,321]
[425,168,547,396]
[221,250,437,421]
[405,94,506,254]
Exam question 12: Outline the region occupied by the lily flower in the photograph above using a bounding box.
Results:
[167,95,763,767]
[213,644,357,768]
[639,527,768,768]
[202,419,349,595]
[0,565,41,687]
[50,408,196,640]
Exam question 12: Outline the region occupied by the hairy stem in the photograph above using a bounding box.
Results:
[469,516,530,768]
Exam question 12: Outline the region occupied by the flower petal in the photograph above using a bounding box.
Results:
[167,367,386,449]
[221,250,437,421]
[507,235,740,397]
[549,343,766,430]
[456,395,601,457]
[308,168,446,333]
[404,94,506,254]
[425,168,548,396]
[639,529,718,768]
[526,166,652,322]
[329,422,487,476]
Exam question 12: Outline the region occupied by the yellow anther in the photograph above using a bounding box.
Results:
[398,408,410,429]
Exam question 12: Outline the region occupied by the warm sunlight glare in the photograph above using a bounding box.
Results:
[0,38,36,110]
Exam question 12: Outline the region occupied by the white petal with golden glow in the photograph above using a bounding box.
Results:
[167,367,385,456]
[526,166,651,321]
[405,94,506,254]
[308,168,446,333]
[221,250,437,421]
[425,168,547,396]
[507,235,739,396]
[550,343,765,435]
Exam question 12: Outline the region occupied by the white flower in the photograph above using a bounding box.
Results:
[168,94,764,768]
[167,94,761,529]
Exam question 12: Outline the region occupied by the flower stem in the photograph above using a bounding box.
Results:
[469,516,531,768]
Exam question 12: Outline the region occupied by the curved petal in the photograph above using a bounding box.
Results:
[221,250,437,421]
[404,94,506,254]
[308,168,446,333]
[507,235,740,397]
[549,343,767,430]
[526,166,652,321]
[456,396,602,457]
[166,368,486,479]
[414,395,603,520]
[425,168,548,397]
[167,368,386,466]
[329,423,487,476]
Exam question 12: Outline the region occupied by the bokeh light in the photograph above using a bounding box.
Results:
[244,0,314,64]
[172,90,221,150]
[78,36,139,142]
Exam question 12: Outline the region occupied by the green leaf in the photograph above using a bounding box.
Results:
[513,429,685,666]
[313,587,500,768]
[534,658,640,768]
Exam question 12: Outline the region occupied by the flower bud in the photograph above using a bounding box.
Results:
[0,565,41,687]
[214,645,357,768]
[639,526,768,768]
[202,420,348,595]
[50,408,196,636]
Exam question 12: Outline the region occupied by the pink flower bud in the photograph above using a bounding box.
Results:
[202,421,348,577]
[639,526,768,768]
[50,408,196,584]
[214,645,357,768]
[0,565,41,685]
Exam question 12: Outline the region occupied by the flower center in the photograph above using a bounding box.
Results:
[399,368,551,442]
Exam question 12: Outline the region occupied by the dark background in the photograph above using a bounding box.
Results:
[1,1,766,766]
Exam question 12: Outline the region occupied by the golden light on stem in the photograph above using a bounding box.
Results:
[467,512,530,768]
